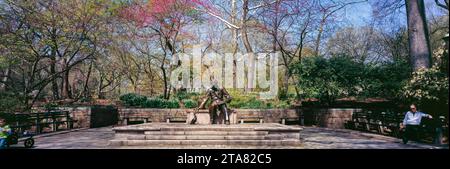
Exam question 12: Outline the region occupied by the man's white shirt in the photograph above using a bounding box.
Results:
[403,111,429,126]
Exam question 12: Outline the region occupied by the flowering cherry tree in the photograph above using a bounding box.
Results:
[119,0,207,99]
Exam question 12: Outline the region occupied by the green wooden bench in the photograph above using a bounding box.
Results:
[11,111,77,134]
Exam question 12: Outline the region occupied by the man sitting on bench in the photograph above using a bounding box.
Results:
[400,104,433,144]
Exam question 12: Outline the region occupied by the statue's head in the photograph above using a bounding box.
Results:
[210,79,219,91]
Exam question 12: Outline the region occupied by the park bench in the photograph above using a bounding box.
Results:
[414,117,445,143]
[123,116,152,125]
[365,111,381,133]
[346,110,391,133]
[32,111,76,133]
[167,115,188,123]
[346,110,448,144]
[368,110,400,134]
[349,111,370,131]
[378,112,403,136]
[347,110,397,134]
[280,117,300,125]
[10,110,78,134]
[239,115,264,124]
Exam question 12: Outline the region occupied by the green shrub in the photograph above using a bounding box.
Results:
[402,67,449,116]
[0,112,15,123]
[133,95,148,107]
[243,97,265,109]
[156,94,165,99]
[142,98,165,108]
[175,92,187,100]
[165,99,180,108]
[230,96,270,109]
[139,98,180,108]
[403,67,449,102]
[291,56,411,104]
[229,95,248,108]
[183,99,198,108]
[265,102,273,109]
[0,92,22,113]
[175,91,200,100]
[119,93,147,107]
[120,93,132,106]
[43,102,59,111]
[79,97,93,103]
[119,93,135,102]
[275,101,290,109]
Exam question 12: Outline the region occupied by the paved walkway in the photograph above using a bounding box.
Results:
[12,127,115,149]
[300,127,446,149]
[8,126,448,149]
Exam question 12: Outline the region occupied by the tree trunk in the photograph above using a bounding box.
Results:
[314,15,327,57]
[231,0,238,88]
[242,0,255,91]
[50,52,59,100]
[145,63,156,97]
[241,0,253,54]
[97,75,105,99]
[283,68,290,98]
[162,65,169,99]
[61,60,72,99]
[62,70,72,99]
[406,0,432,70]
[0,68,9,91]
[81,60,93,99]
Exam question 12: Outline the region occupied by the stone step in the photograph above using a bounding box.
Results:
[113,124,302,133]
[127,135,284,140]
[109,139,302,147]
[144,131,269,136]
[159,127,256,132]
[113,127,259,134]
[110,124,303,148]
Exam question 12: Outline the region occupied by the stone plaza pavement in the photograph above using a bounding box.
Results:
[9,126,448,149]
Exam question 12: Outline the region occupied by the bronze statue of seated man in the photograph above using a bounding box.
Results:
[198,84,233,125]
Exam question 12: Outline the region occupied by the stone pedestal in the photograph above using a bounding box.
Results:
[186,109,238,125]
[229,110,237,124]
[213,109,238,124]
[187,109,211,125]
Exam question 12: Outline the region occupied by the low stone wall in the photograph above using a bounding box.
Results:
[118,108,301,125]
[59,106,118,128]
[301,108,361,129]
[118,109,187,125]
[60,107,91,128]
[118,108,359,129]
[90,106,118,128]
[62,107,358,129]
[237,109,300,123]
